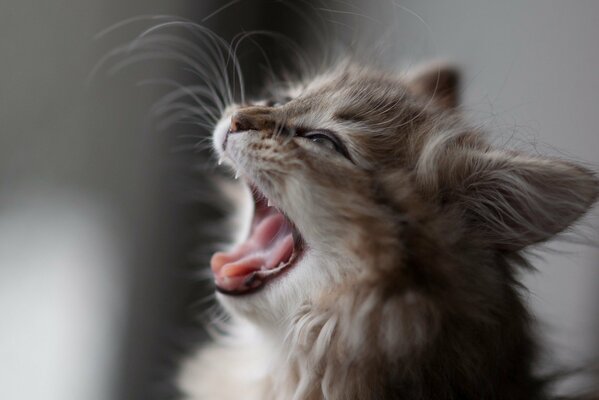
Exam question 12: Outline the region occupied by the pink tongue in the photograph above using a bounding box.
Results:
[211,211,294,292]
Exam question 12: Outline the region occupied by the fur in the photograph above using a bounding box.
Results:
[178,63,598,400]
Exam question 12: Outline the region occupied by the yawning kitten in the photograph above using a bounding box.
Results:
[177,62,598,400]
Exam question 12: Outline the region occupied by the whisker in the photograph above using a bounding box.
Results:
[134,19,241,105]
[93,14,173,39]
[142,79,225,116]
[132,34,231,108]
[201,0,244,23]
[315,7,381,25]
[155,102,218,125]
[156,109,216,132]
[127,33,230,104]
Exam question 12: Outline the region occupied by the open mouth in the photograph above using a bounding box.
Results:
[210,182,304,295]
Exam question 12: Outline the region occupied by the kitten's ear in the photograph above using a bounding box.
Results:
[443,151,598,250]
[405,63,460,109]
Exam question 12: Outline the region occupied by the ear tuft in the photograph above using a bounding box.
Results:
[443,151,599,251]
[406,62,461,109]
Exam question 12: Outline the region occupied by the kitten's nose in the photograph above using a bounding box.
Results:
[228,107,274,134]
[229,112,256,133]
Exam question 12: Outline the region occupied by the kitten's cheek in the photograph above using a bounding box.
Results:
[222,135,249,168]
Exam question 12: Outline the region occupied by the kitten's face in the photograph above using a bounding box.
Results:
[211,66,428,324]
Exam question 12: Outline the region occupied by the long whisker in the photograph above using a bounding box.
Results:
[140,78,222,123]
[155,102,218,126]
[201,0,244,23]
[133,33,231,109]
[230,29,313,90]
[134,19,241,105]
[93,14,176,39]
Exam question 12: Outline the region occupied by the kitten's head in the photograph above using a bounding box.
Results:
[210,63,598,328]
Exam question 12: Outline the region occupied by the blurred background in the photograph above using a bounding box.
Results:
[0,1,597,399]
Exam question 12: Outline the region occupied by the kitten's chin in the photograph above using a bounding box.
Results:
[210,181,306,296]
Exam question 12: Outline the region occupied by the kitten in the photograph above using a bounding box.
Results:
[177,62,598,400]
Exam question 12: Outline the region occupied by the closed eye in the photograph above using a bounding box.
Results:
[298,129,352,161]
